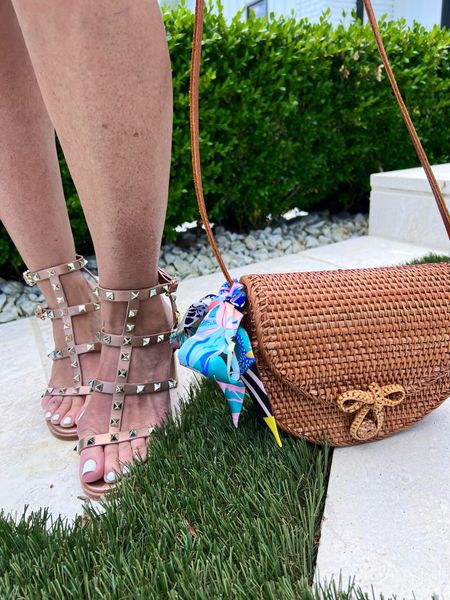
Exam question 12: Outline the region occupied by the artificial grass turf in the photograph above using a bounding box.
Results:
[404,253,450,264]
[0,380,331,599]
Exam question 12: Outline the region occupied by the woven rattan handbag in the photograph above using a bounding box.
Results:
[189,0,450,446]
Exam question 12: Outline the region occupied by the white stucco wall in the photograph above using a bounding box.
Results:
[296,0,355,24]
[394,0,442,27]
[175,0,444,27]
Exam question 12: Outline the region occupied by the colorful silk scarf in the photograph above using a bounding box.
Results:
[173,280,282,447]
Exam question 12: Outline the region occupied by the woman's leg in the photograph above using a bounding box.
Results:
[11,0,173,483]
[0,0,100,428]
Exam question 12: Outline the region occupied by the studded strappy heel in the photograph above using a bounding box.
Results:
[78,269,179,499]
[23,255,101,441]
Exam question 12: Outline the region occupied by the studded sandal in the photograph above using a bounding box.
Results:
[78,269,179,499]
[23,255,101,441]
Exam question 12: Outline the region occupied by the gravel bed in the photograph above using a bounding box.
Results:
[0,210,368,323]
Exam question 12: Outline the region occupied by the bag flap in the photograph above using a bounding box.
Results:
[241,263,450,402]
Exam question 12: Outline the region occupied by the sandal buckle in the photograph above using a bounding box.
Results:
[23,270,35,286]
[35,305,47,320]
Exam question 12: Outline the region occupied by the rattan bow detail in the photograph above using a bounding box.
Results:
[337,383,406,442]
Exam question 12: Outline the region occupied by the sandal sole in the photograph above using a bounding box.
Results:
[46,420,78,441]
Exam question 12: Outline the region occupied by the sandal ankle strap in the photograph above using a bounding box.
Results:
[35,300,100,320]
[23,255,88,286]
[94,270,178,303]
[96,329,174,347]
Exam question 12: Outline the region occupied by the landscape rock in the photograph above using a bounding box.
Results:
[0,280,24,296]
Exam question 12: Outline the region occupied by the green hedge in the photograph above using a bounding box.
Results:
[2,5,450,269]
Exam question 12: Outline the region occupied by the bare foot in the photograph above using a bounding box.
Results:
[39,270,101,428]
[78,294,173,483]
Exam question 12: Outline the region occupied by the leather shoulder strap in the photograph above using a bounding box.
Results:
[190,0,450,284]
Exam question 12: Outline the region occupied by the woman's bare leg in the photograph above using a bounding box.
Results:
[11,0,173,484]
[0,0,100,429]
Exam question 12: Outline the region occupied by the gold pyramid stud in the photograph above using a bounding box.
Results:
[71,360,78,369]
[118,369,128,378]
[131,291,140,300]
[93,287,99,297]
[46,310,55,319]
[129,429,137,438]
[120,352,130,361]
[103,335,111,344]
[65,335,73,343]
[94,303,100,310]
[46,387,54,393]
[81,258,88,267]
[148,426,155,434]
[136,385,145,394]
[110,418,120,427]
[67,262,75,271]
[115,385,124,394]
[113,401,123,410]
[56,296,65,304]
[168,379,177,389]
[59,387,67,394]
[142,337,150,346]
[73,374,81,382]
[47,270,56,277]
[128,309,137,318]
[68,346,75,354]
[162,284,169,294]
[78,304,86,313]
[63,322,70,330]
[94,382,103,392]
[154,382,161,391]
[105,291,114,300]
[55,350,64,358]
[87,437,95,446]
[123,337,132,346]
[86,343,94,351]
[150,288,157,297]
[110,434,119,442]
[126,323,135,332]
[157,334,164,343]
[32,272,41,281]
[51,282,60,291]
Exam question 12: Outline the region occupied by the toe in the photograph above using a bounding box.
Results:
[41,394,52,411]
[80,447,105,484]
[131,437,148,463]
[50,396,72,425]
[60,396,84,428]
[118,442,133,474]
[44,395,63,421]
[104,444,120,484]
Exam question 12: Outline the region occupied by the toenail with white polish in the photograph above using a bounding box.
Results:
[45,411,52,419]
[82,459,97,475]
[51,413,60,421]
[105,471,116,483]
[62,416,72,425]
